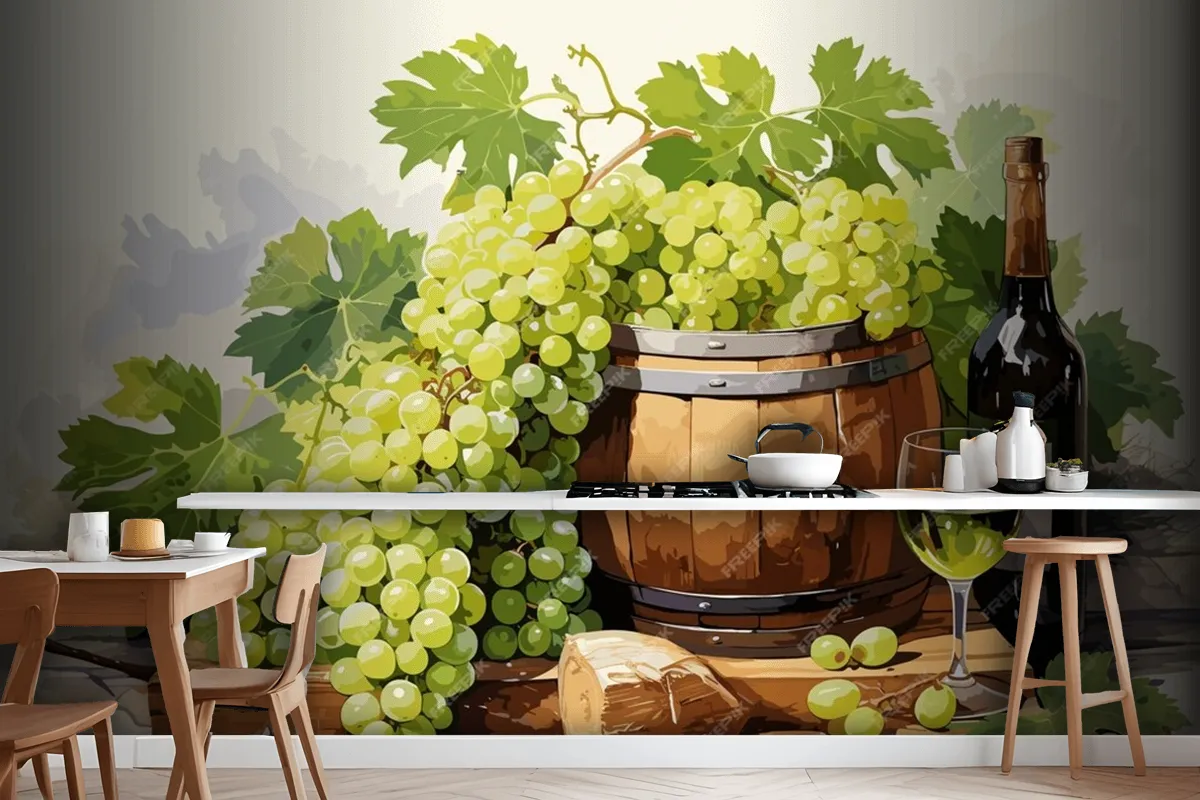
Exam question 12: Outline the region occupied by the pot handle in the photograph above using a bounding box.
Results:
[727,454,749,465]
[755,422,824,454]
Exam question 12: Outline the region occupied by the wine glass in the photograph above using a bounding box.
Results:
[896,428,1023,718]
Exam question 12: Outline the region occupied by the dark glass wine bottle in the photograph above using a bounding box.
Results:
[967,136,1088,460]
[968,136,1089,673]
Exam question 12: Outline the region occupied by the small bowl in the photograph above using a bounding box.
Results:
[1046,467,1088,492]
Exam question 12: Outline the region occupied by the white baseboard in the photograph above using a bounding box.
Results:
[25,734,1200,773]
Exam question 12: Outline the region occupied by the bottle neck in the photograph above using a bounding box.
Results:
[1003,163,1052,280]
[1010,406,1034,426]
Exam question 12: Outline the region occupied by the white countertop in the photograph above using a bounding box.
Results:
[176,489,1200,513]
[0,547,265,579]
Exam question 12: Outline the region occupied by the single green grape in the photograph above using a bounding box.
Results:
[399,391,440,435]
[490,551,527,588]
[329,656,373,695]
[425,661,473,696]
[491,588,527,625]
[410,608,454,649]
[551,575,586,604]
[320,569,360,609]
[563,547,592,578]
[379,579,420,621]
[394,641,429,675]
[511,510,546,542]
[426,548,471,587]
[339,602,382,646]
[542,520,578,552]
[536,598,570,631]
[529,547,565,580]
[448,405,488,445]
[386,543,426,583]
[842,706,885,735]
[315,607,344,650]
[357,639,396,681]
[850,626,898,667]
[341,692,383,735]
[569,190,611,226]
[344,544,387,586]
[512,363,546,398]
[914,684,957,730]
[809,634,851,671]
[380,679,423,723]
[482,625,519,660]
[806,679,861,721]
[457,583,486,626]
[420,576,460,615]
[432,623,478,665]
[517,621,551,657]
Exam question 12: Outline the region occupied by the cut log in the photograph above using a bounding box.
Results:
[558,631,746,735]
[555,628,1013,734]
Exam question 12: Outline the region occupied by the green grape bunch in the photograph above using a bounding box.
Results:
[193,38,954,736]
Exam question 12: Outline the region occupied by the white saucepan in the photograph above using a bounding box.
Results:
[728,423,844,489]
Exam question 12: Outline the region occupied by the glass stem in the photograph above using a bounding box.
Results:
[945,579,973,683]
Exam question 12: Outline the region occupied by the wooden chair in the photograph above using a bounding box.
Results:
[0,568,119,800]
[166,545,329,800]
[1000,537,1145,780]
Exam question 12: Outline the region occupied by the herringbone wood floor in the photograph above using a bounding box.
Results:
[16,767,1200,799]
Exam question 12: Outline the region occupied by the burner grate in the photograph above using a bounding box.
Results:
[566,481,740,499]
[566,481,861,499]
[735,480,861,499]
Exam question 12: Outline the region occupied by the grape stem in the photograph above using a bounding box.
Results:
[760,166,803,202]
[863,673,947,714]
[566,44,654,136]
[583,126,697,191]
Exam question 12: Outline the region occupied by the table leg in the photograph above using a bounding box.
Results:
[215,561,252,668]
[148,613,211,800]
[215,598,248,668]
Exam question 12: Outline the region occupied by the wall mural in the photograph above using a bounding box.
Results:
[42,36,1192,737]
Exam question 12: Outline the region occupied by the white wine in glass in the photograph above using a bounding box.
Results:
[896,428,1023,718]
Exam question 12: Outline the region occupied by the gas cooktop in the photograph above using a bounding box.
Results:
[565,481,866,499]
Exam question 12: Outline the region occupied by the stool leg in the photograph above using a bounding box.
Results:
[1059,557,1084,780]
[1002,555,1045,774]
[1095,554,1146,776]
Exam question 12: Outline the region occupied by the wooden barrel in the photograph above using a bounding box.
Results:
[576,321,940,658]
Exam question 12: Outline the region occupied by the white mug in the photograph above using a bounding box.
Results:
[193,531,231,552]
[942,454,967,493]
[67,512,110,562]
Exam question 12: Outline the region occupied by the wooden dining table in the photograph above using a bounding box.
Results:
[0,547,265,800]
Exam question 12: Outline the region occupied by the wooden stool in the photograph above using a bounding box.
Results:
[1000,537,1145,780]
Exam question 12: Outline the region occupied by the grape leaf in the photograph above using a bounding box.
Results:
[898,102,1038,244]
[924,208,1005,417]
[1049,235,1086,316]
[807,39,951,185]
[638,39,948,192]
[56,356,301,540]
[959,650,1188,735]
[226,210,423,401]
[1074,311,1183,461]
[1039,652,1189,734]
[637,49,825,186]
[371,34,565,205]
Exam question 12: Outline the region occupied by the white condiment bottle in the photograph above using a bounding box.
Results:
[995,391,1047,493]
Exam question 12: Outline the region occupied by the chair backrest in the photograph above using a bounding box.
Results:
[0,568,60,705]
[273,545,325,687]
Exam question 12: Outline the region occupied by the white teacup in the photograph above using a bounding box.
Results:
[67,512,110,562]
[193,531,231,552]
